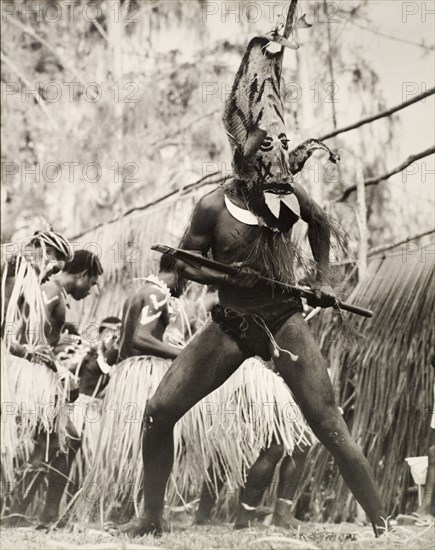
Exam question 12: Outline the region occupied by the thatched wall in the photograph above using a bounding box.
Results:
[300,232,435,521]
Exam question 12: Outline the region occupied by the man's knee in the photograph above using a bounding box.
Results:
[310,414,351,451]
[144,398,176,431]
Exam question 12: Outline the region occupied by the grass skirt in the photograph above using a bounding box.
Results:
[1,346,64,483]
[73,356,206,522]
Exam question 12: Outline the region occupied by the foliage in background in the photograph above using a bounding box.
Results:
[2,0,427,246]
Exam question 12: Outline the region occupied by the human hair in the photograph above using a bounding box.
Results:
[63,249,103,278]
[159,253,176,273]
[158,252,185,297]
[99,316,122,334]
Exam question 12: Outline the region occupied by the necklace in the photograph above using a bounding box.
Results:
[224,194,259,225]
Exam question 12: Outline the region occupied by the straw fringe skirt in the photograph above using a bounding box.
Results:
[74,356,203,521]
[1,345,63,487]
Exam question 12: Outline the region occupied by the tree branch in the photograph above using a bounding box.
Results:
[1,51,58,130]
[368,229,435,257]
[336,146,435,202]
[7,16,98,99]
[318,87,435,141]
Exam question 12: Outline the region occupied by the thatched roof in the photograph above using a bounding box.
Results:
[300,231,435,521]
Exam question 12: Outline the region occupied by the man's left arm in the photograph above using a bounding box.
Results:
[293,183,336,306]
[293,182,330,283]
[41,282,66,347]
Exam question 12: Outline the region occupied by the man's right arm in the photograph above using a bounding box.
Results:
[176,193,229,286]
[126,292,181,360]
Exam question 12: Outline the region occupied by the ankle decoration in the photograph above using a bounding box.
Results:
[241,502,257,511]
[278,498,293,506]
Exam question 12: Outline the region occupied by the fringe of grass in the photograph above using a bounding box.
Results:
[3,257,47,347]
[1,350,61,486]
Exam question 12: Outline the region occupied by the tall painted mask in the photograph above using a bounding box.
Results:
[223,21,338,232]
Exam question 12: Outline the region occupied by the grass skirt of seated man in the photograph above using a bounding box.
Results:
[72,353,314,525]
[51,393,105,522]
[0,345,70,514]
[66,393,103,479]
[72,355,261,523]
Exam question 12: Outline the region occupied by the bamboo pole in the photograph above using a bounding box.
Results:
[355,158,367,278]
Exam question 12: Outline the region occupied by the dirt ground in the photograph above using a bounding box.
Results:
[0,520,433,550]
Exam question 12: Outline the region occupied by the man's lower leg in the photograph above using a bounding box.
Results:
[138,415,175,535]
[39,441,79,525]
[195,474,223,524]
[272,446,309,528]
[316,420,386,534]
[235,444,282,529]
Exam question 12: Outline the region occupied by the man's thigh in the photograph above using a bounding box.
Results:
[272,313,338,424]
[149,321,245,421]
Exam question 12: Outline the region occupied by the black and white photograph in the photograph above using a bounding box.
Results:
[1,1,434,548]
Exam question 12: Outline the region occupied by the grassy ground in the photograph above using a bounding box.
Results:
[0,521,433,550]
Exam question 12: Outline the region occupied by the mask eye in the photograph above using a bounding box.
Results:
[260,136,273,151]
[279,133,289,150]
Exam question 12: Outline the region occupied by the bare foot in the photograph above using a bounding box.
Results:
[234,505,256,530]
[271,500,304,530]
[272,513,304,529]
[373,517,393,537]
[104,516,166,538]
[37,510,58,530]
[194,514,212,525]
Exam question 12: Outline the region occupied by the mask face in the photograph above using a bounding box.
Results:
[224,36,298,231]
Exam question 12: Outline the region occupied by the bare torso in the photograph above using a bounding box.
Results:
[180,184,307,309]
[119,281,176,361]
[40,279,67,346]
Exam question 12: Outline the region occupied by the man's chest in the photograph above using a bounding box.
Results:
[212,209,260,259]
